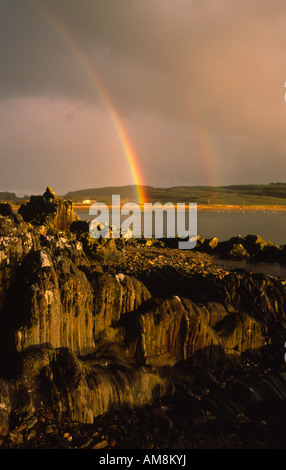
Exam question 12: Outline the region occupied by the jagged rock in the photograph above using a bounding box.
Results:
[1,246,151,357]
[138,267,286,330]
[228,243,250,259]
[132,295,269,364]
[195,237,219,253]
[18,187,79,231]
[13,249,95,356]
[0,215,40,311]
[210,238,250,259]
[91,272,151,337]
[196,234,284,263]
[133,296,224,366]
[79,233,121,264]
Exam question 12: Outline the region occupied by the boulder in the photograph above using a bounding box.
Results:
[198,237,219,253]
[244,235,282,261]
[197,234,283,263]
[79,233,121,264]
[0,203,14,217]
[228,243,250,259]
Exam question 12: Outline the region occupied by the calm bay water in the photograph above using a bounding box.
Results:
[76,209,286,246]
[196,211,286,246]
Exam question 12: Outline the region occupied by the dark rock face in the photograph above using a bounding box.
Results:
[8,347,175,424]
[0,214,40,311]
[1,190,286,448]
[0,203,14,217]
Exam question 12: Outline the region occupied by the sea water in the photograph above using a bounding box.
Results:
[76,209,286,246]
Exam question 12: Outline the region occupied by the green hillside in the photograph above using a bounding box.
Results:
[0,191,19,201]
[63,184,286,205]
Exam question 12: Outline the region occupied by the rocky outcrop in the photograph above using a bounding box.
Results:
[129,296,223,366]
[18,187,79,231]
[0,230,150,358]
[194,233,286,264]
[138,266,286,333]
[1,189,286,440]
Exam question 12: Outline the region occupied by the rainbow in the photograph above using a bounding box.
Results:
[193,122,220,188]
[30,0,147,204]
[189,98,221,188]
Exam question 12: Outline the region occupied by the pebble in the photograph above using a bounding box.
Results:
[25,416,38,430]
[76,436,93,448]
[44,425,54,434]
[45,410,54,420]
[106,245,225,279]
[9,431,23,445]
[92,440,108,449]
[108,438,116,448]
[26,429,37,441]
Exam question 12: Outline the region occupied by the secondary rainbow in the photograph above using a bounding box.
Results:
[189,97,221,189]
[30,0,147,204]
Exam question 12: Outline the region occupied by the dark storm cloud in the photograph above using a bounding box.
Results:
[1,0,286,193]
[1,0,285,118]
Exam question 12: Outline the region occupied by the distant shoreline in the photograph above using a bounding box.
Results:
[9,203,286,212]
[71,203,286,212]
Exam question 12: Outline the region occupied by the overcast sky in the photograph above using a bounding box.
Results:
[1,0,286,195]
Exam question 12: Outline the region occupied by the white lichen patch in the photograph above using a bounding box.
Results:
[116,273,125,284]
[23,232,33,250]
[44,290,54,305]
[38,251,51,268]
[30,283,40,292]
[0,250,8,265]
[75,241,83,251]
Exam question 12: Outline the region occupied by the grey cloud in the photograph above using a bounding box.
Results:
[2,0,286,122]
[1,0,286,193]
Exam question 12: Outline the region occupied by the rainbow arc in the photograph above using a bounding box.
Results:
[30,0,147,204]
